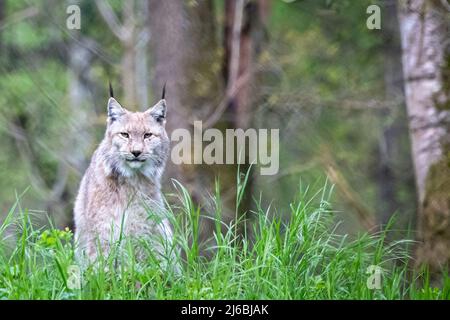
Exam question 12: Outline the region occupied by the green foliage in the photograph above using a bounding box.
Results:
[256,0,415,228]
[0,0,422,294]
[37,227,72,248]
[0,182,447,300]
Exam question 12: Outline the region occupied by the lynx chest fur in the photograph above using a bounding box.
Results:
[74,87,171,262]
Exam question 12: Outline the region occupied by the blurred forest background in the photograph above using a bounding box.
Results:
[0,0,449,277]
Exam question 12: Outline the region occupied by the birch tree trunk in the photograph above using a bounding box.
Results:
[398,0,450,273]
[68,41,95,173]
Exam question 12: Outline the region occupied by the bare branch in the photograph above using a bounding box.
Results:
[441,0,450,11]
[49,162,69,202]
[95,0,127,42]
[319,145,378,232]
[202,71,250,128]
[7,121,50,198]
[201,0,245,129]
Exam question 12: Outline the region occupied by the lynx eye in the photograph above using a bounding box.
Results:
[120,132,129,138]
[144,133,152,139]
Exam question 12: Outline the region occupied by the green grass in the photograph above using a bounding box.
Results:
[0,179,449,300]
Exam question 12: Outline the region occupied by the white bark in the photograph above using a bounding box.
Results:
[68,40,94,172]
[398,0,449,201]
[398,0,450,272]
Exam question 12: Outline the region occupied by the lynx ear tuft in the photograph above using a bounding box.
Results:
[147,99,166,124]
[107,98,125,122]
[109,81,114,98]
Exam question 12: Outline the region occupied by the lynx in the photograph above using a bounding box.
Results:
[74,84,173,264]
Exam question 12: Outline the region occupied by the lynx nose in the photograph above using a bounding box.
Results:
[131,150,142,158]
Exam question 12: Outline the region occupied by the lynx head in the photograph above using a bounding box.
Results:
[103,85,169,179]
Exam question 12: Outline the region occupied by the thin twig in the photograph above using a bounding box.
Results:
[95,0,127,41]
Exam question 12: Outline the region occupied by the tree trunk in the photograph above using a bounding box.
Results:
[148,0,219,203]
[135,0,149,108]
[67,39,95,173]
[224,0,270,128]
[55,37,96,228]
[222,0,270,218]
[376,0,412,226]
[41,3,96,228]
[398,0,450,274]
[121,0,137,107]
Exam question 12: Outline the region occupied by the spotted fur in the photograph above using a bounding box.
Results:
[74,93,172,263]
